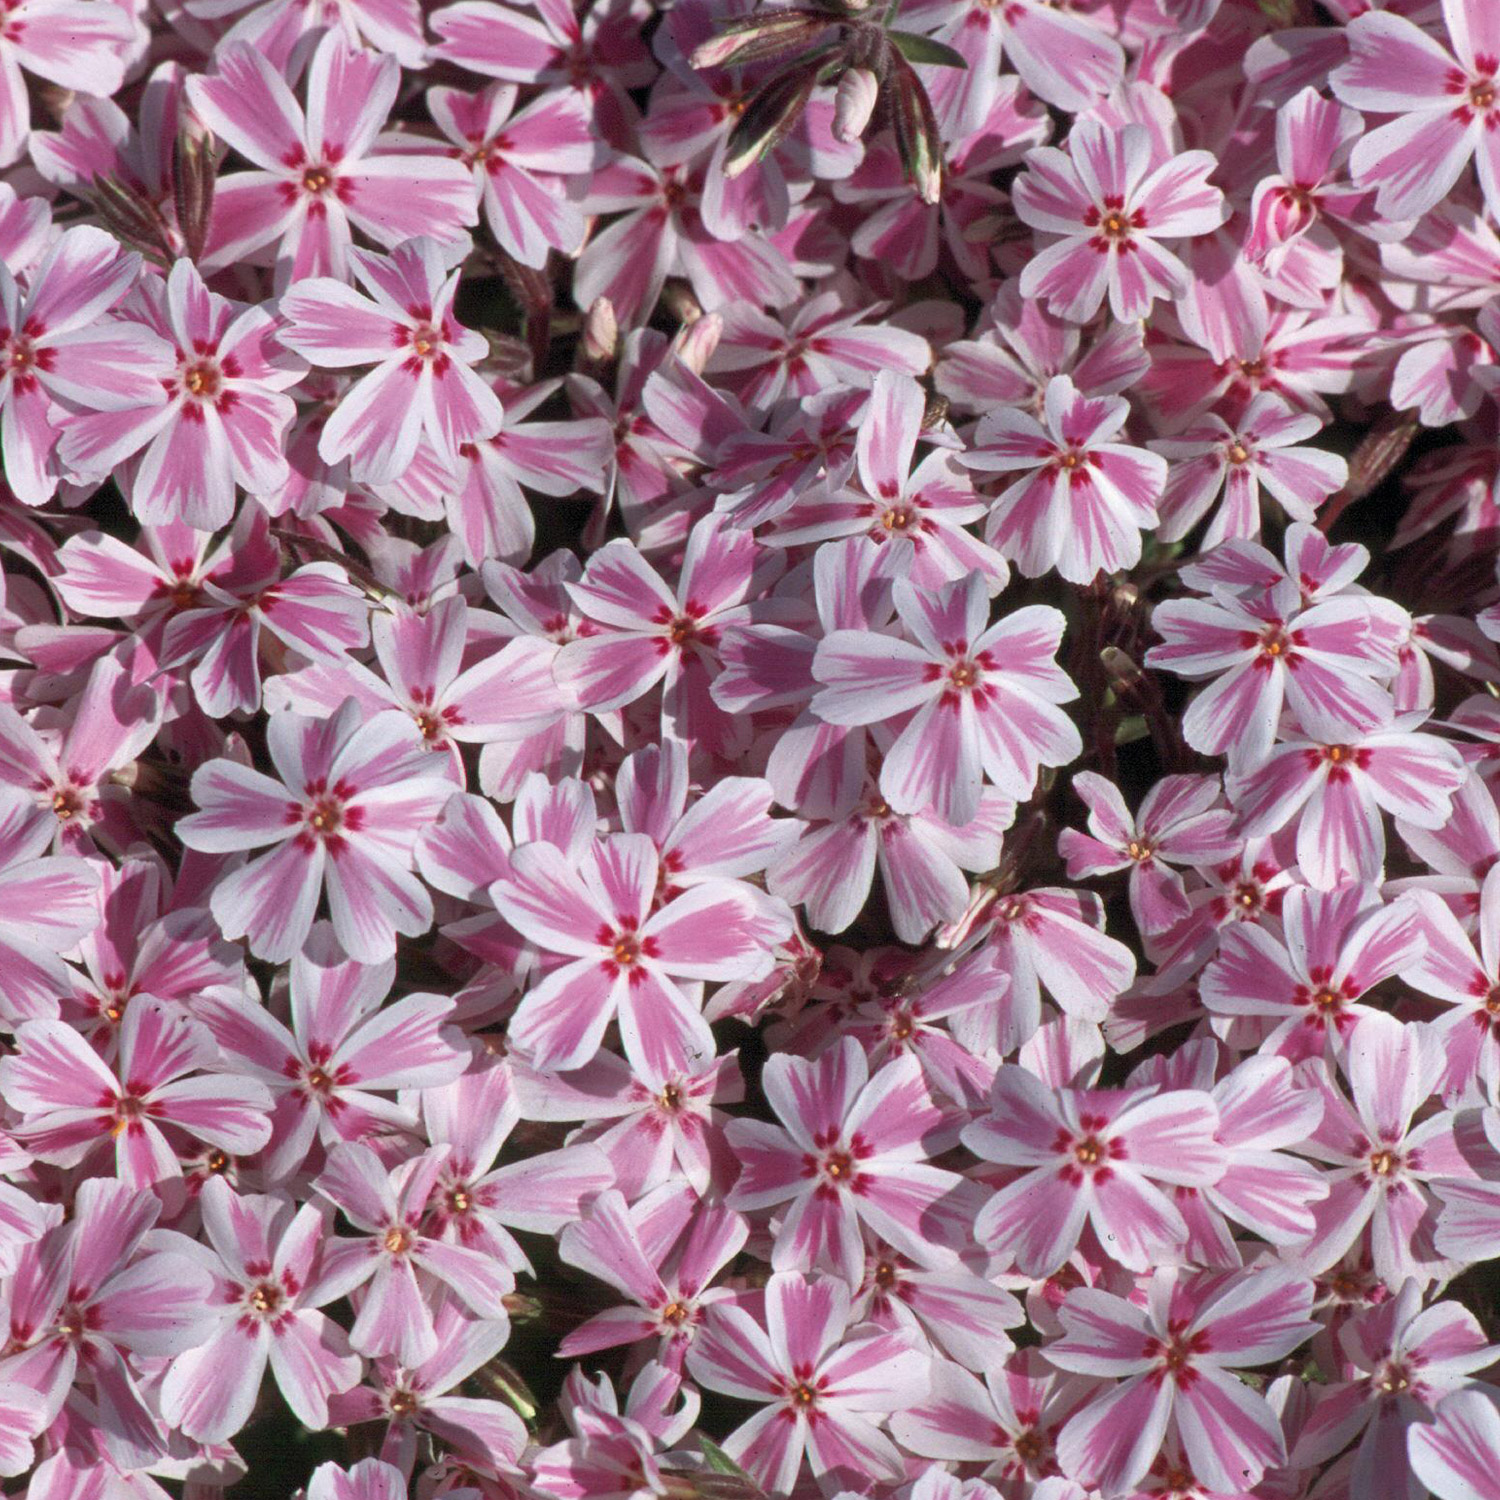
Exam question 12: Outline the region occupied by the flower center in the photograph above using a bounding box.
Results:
[306,797,343,836]
[790,1381,817,1408]
[1471,76,1496,111]
[1226,441,1250,465]
[389,1388,421,1416]
[248,1282,282,1316]
[658,1083,683,1112]
[1369,1148,1401,1178]
[881,506,912,531]
[52,788,83,821]
[613,935,640,966]
[668,615,698,644]
[1126,839,1154,862]
[302,164,334,195]
[205,1149,231,1174]
[873,1260,898,1290]
[447,1186,471,1214]
[383,1226,413,1255]
[409,322,441,359]
[823,1149,853,1181]
[1012,1429,1046,1465]
[660,1300,689,1325]
[1074,1135,1104,1166]
[1375,1360,1412,1394]
[1099,210,1130,238]
[182,360,220,400]
[1259,625,1289,658]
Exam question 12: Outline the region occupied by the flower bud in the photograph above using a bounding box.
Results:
[832,66,878,143]
[674,310,723,373]
[581,296,618,363]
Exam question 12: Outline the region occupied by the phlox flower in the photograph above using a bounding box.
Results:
[1147,577,1400,768]
[1291,1280,1500,1500]
[419,1044,615,1269]
[314,1141,512,1367]
[490,830,785,1073]
[811,570,1081,828]
[1060,772,1238,938]
[185,36,475,289]
[510,1046,744,1199]
[962,374,1167,584]
[0,0,132,166]
[768,370,1007,592]
[963,1065,1224,1276]
[1225,714,1468,891]
[0,1177,216,1471]
[176,699,455,963]
[1409,1388,1500,1500]
[0,226,169,506]
[159,1176,362,1443]
[1047,1267,1318,1495]
[1200,884,1426,1063]
[327,1299,528,1473]
[280,236,504,486]
[1332,0,1500,223]
[0,996,273,1189]
[559,1185,746,1364]
[892,1349,1091,1491]
[194,921,468,1182]
[1149,393,1349,548]
[725,1035,971,1284]
[1295,1010,1473,1289]
[428,83,598,269]
[1013,121,1227,323]
[187,0,426,69]
[57,257,305,531]
[686,1270,929,1494]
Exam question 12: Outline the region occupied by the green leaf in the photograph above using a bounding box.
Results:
[700,1437,763,1484]
[887,29,968,68]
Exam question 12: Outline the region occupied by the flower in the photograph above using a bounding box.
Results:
[687,1270,930,1494]
[176,699,455,962]
[1013,122,1227,323]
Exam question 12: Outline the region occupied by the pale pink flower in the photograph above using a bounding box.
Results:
[1014,121,1227,323]
[428,83,597,269]
[1409,1388,1500,1500]
[1225,715,1467,891]
[327,1299,528,1473]
[1147,578,1401,767]
[160,1176,362,1443]
[726,1036,971,1284]
[0,654,161,853]
[1048,1267,1317,1495]
[1295,1010,1472,1289]
[1060,772,1238,938]
[963,1066,1224,1276]
[490,830,784,1074]
[0,0,132,166]
[0,226,168,505]
[769,370,1007,593]
[188,0,426,69]
[0,1177,215,1471]
[421,1047,614,1267]
[0,996,272,1189]
[559,1185,746,1364]
[1332,0,1500,223]
[686,1270,930,1494]
[1149,393,1349,548]
[176,699,455,963]
[314,1141,512,1367]
[811,571,1081,828]
[185,35,476,289]
[58,257,304,531]
[963,374,1167,584]
[1201,884,1426,1063]
[1291,1280,1500,1500]
[280,236,504,485]
[194,921,468,1182]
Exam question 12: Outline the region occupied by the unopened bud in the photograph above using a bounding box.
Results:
[582,297,618,362]
[674,311,722,373]
[832,67,879,144]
